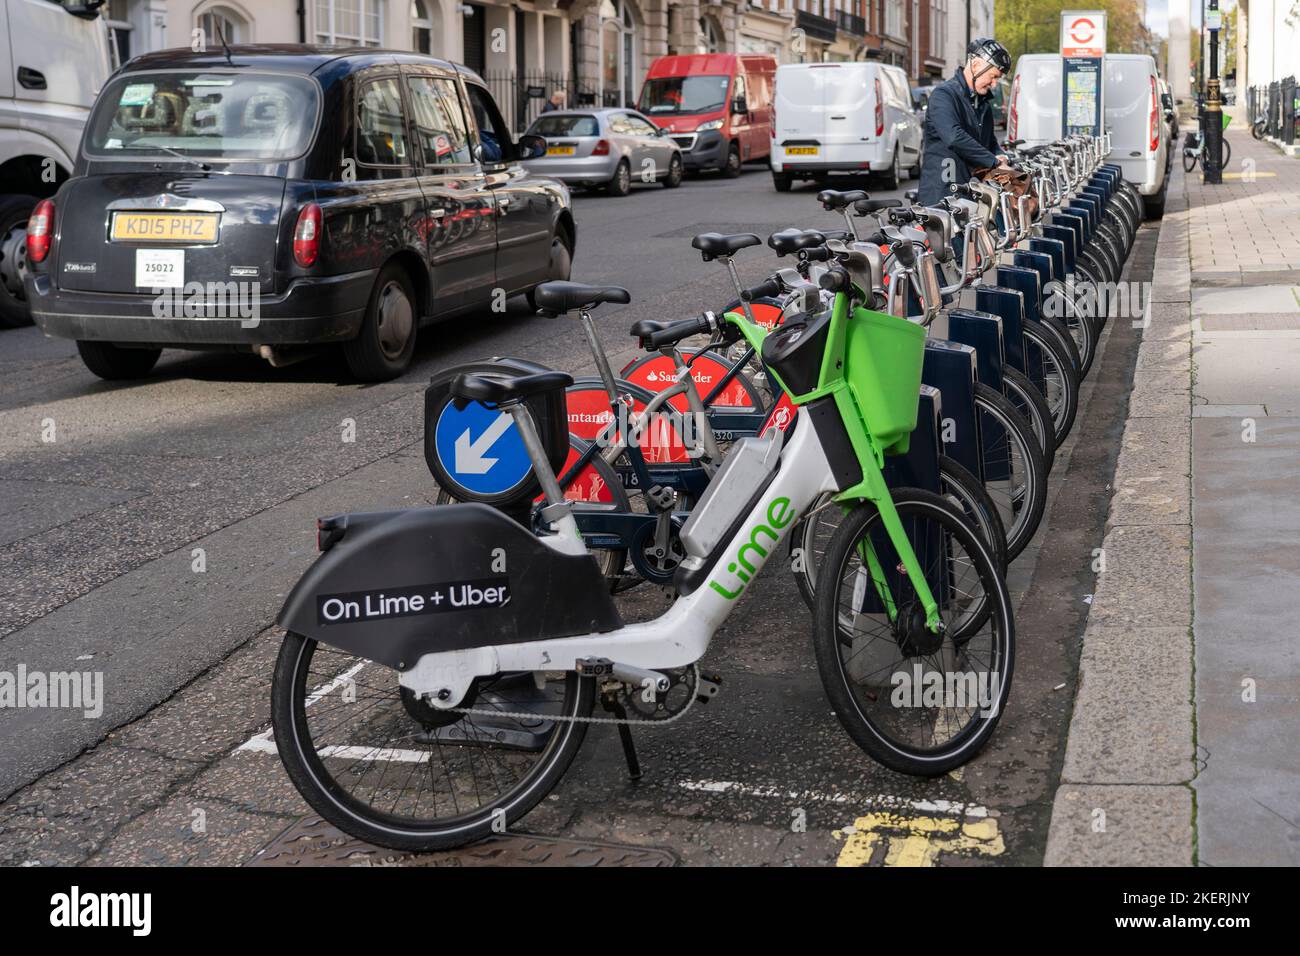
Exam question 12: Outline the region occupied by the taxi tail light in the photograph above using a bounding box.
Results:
[874,79,884,137]
[592,139,611,156]
[26,199,54,263]
[293,203,322,267]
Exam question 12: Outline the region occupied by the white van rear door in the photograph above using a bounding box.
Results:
[1104,57,1151,156]
[774,65,826,140]
[818,64,874,166]
[1015,58,1063,145]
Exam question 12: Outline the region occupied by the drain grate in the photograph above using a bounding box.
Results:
[246,816,677,867]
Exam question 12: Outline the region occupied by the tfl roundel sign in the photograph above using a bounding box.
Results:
[1060,11,1107,58]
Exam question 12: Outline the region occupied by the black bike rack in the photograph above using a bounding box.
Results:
[974,287,1027,374]
[884,384,942,494]
[946,309,1012,483]
[922,340,983,481]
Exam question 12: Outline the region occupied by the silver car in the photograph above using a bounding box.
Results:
[523,109,683,196]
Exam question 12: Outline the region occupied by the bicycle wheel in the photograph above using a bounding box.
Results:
[1003,367,1057,470]
[1056,290,1099,379]
[812,488,1014,776]
[791,457,1008,610]
[1182,147,1198,172]
[1094,222,1129,278]
[973,382,1048,561]
[271,633,595,851]
[1220,137,1232,169]
[1023,321,1080,448]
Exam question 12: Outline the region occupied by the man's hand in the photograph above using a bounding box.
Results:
[996,154,1008,164]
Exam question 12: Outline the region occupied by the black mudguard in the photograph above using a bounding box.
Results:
[277,503,622,670]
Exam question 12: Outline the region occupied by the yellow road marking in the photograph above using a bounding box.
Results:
[833,810,1005,866]
[1219,172,1276,179]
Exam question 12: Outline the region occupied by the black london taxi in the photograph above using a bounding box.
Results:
[24,45,573,382]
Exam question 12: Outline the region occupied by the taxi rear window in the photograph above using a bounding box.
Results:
[86,72,318,161]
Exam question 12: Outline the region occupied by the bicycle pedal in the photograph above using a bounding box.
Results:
[576,657,615,678]
[695,673,722,704]
[645,485,677,510]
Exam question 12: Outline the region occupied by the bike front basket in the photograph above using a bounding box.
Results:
[843,306,926,456]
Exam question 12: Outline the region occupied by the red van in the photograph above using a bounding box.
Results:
[637,53,776,176]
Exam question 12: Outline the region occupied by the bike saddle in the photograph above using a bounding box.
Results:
[853,198,902,215]
[768,228,825,256]
[532,281,631,315]
[691,232,762,260]
[904,189,919,202]
[816,188,869,211]
[450,370,574,408]
[820,228,854,242]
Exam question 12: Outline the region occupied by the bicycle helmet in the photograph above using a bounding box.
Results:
[968,37,1012,74]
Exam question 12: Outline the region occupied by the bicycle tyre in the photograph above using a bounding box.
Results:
[812,489,1014,776]
[272,633,596,852]
[1003,367,1057,470]
[973,382,1048,561]
[791,456,1009,610]
[1023,321,1081,448]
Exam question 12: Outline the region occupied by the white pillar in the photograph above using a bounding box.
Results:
[1169,0,1192,100]
[484,3,513,74]
[543,14,569,77]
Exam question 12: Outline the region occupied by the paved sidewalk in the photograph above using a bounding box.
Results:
[1186,113,1300,866]
[1048,110,1300,865]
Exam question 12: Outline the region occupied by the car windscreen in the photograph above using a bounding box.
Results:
[85,71,319,161]
[528,114,600,137]
[638,75,730,115]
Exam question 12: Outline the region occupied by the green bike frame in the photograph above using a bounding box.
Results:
[724,288,942,631]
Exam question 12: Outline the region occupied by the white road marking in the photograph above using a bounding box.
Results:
[236,661,368,756]
[677,779,989,818]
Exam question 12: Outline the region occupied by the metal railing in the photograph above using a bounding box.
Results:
[481,71,621,135]
[1248,77,1300,144]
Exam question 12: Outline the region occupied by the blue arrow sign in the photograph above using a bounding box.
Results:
[433,400,534,498]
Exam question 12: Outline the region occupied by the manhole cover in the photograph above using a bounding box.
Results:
[246,816,677,867]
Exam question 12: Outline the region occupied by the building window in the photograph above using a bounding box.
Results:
[885,0,902,39]
[599,0,638,108]
[411,0,433,54]
[929,0,946,60]
[699,16,722,53]
[316,0,384,47]
[197,6,247,46]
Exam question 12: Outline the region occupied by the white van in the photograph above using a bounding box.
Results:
[770,61,922,192]
[1007,53,1170,218]
[0,0,113,327]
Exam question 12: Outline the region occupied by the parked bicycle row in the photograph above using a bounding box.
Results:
[263,131,1144,852]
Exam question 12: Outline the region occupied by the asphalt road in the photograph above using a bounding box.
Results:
[0,164,1151,865]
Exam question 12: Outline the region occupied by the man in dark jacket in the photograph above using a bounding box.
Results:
[917,37,1013,205]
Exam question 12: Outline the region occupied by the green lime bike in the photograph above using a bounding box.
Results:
[269,267,1015,851]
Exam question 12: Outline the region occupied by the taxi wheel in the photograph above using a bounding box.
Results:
[75,341,161,380]
[526,228,573,312]
[344,263,417,382]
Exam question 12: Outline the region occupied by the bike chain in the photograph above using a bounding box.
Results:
[449,664,702,727]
